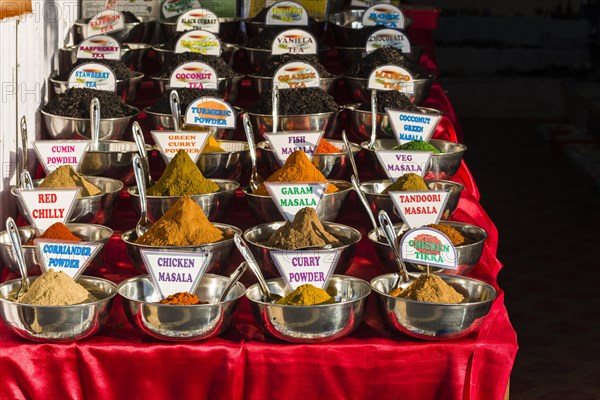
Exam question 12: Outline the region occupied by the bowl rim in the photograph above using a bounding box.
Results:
[342,74,433,83]
[152,41,239,53]
[247,73,339,81]
[11,176,125,199]
[246,107,340,118]
[41,107,140,122]
[367,220,488,247]
[359,138,468,156]
[245,274,371,307]
[85,140,153,155]
[370,272,497,306]
[117,273,247,306]
[243,17,326,25]
[121,223,242,248]
[0,223,115,248]
[359,178,465,197]
[0,275,118,308]
[242,179,352,199]
[344,102,442,116]
[126,179,240,199]
[144,105,245,117]
[256,139,360,155]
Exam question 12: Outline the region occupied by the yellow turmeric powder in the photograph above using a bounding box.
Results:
[202,136,225,153]
[276,284,336,306]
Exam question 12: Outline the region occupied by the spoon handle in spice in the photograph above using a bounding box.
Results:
[89,98,101,149]
[170,90,181,131]
[19,116,28,188]
[351,175,378,233]
[132,122,152,187]
[378,211,409,284]
[6,218,30,295]
[343,131,359,181]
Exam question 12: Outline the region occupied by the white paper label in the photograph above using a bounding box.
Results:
[161,0,201,20]
[33,140,91,174]
[169,61,218,89]
[389,190,449,229]
[367,65,414,97]
[176,9,220,32]
[273,61,321,89]
[386,109,441,146]
[264,131,323,166]
[184,97,236,128]
[375,150,431,181]
[174,30,221,56]
[366,28,411,54]
[151,130,210,163]
[16,189,81,235]
[265,182,326,222]
[141,249,212,298]
[272,249,341,290]
[67,62,117,92]
[362,4,405,29]
[271,29,317,55]
[77,35,121,60]
[35,240,102,279]
[87,10,126,37]
[265,1,309,26]
[400,227,457,269]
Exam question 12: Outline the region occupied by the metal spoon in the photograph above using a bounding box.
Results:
[351,175,378,233]
[170,90,182,131]
[90,98,101,151]
[271,86,279,134]
[234,234,282,303]
[6,218,29,299]
[217,261,248,303]
[132,121,153,187]
[18,116,28,188]
[342,131,359,181]
[132,155,152,238]
[243,113,263,192]
[378,210,410,286]
[368,90,378,149]
[20,170,34,190]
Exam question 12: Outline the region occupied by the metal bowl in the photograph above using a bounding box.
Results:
[121,223,241,275]
[42,108,139,141]
[337,45,423,67]
[360,139,467,179]
[58,43,151,76]
[80,141,153,184]
[152,42,240,66]
[127,179,239,222]
[243,180,352,223]
[144,107,244,140]
[247,74,338,96]
[72,16,156,45]
[370,272,497,340]
[0,223,113,276]
[246,109,342,140]
[159,17,242,43]
[243,221,361,278]
[240,46,329,73]
[118,273,245,341]
[359,179,464,222]
[343,74,433,105]
[151,74,243,103]
[11,177,124,225]
[246,275,371,343]
[196,140,251,181]
[345,104,441,140]
[244,18,326,39]
[256,140,361,180]
[367,221,488,276]
[50,72,145,102]
[0,276,117,342]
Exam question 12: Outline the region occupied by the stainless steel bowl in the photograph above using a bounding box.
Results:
[345,104,441,140]
[41,108,139,141]
[144,107,243,140]
[244,18,326,39]
[0,276,117,342]
[240,45,329,73]
[127,179,239,221]
[246,275,371,343]
[0,223,113,276]
[367,221,488,276]
[50,72,144,102]
[121,223,241,275]
[152,42,240,66]
[12,176,124,225]
[246,109,342,139]
[150,74,243,103]
[247,74,338,96]
[243,221,361,278]
[243,180,352,223]
[196,140,251,181]
[256,140,361,180]
[159,17,242,43]
[58,43,151,75]
[343,74,433,105]
[370,272,497,340]
[118,273,245,341]
[337,45,423,67]
[359,179,464,222]
[72,16,156,45]
[80,141,153,184]
[360,139,467,179]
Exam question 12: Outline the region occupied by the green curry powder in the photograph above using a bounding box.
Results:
[394,140,442,153]
[147,150,219,196]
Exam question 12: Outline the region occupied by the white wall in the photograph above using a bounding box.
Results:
[0,0,78,223]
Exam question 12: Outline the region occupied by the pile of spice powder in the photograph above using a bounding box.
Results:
[202,136,225,153]
[26,222,81,245]
[17,269,96,306]
[258,54,333,77]
[250,87,338,115]
[148,88,221,114]
[160,53,235,78]
[40,165,101,197]
[158,292,207,305]
[135,195,225,246]
[265,207,342,250]
[276,284,335,306]
[42,88,136,118]
[254,150,338,196]
[425,223,467,246]
[383,173,428,193]
[346,47,429,79]
[394,140,442,153]
[147,150,219,196]
[315,138,341,154]
[358,90,419,113]
[391,274,464,304]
